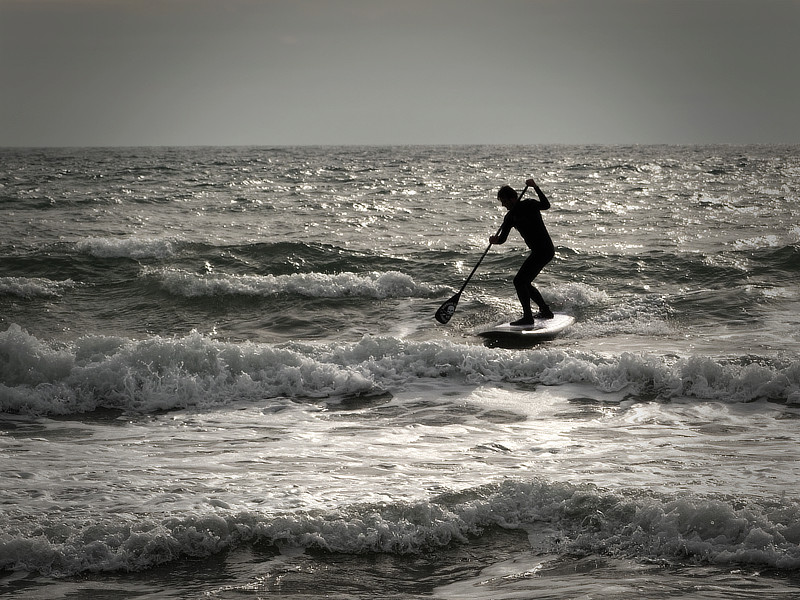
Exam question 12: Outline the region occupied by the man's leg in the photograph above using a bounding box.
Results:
[512,253,552,324]
[528,284,553,318]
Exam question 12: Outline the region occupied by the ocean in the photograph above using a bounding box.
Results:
[1,144,799,599]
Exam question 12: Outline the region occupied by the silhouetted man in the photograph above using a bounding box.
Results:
[490,177,555,325]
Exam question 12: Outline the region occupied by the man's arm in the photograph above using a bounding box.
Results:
[489,212,513,245]
[527,178,550,210]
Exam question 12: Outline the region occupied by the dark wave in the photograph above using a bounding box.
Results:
[0,239,412,280]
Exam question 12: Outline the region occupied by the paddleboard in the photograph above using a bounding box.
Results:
[477,312,575,342]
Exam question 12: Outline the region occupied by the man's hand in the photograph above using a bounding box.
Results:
[525,178,537,187]
[489,235,501,245]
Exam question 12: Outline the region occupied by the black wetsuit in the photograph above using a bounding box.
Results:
[495,186,554,318]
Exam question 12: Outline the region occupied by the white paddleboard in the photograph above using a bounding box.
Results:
[477,312,575,341]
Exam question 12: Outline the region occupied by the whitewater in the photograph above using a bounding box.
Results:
[2,145,800,599]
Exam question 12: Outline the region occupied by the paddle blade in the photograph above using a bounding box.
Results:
[435,293,461,324]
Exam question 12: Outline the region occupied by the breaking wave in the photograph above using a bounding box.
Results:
[3,479,800,576]
[0,277,75,299]
[2,326,798,416]
[147,268,440,299]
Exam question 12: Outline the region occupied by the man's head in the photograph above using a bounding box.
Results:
[497,185,518,209]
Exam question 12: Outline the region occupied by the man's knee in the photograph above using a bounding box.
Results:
[513,273,529,290]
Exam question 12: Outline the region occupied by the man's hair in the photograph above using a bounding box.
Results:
[497,185,517,201]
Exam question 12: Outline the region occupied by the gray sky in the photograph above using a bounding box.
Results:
[1,0,798,147]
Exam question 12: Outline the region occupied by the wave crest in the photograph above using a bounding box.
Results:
[0,277,75,299]
[2,327,798,417]
[77,237,176,259]
[148,268,437,299]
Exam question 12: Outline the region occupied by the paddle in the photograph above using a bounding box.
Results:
[434,185,529,324]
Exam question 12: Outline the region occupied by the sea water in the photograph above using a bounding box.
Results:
[1,145,799,599]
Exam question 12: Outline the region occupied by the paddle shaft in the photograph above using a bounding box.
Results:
[454,224,502,297]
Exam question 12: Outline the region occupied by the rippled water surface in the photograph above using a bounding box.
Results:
[2,145,800,598]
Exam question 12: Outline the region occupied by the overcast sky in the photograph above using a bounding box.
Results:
[1,0,798,147]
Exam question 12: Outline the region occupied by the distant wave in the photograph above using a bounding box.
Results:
[147,268,439,299]
[77,237,176,259]
[0,276,75,298]
[2,477,800,575]
[1,326,798,417]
